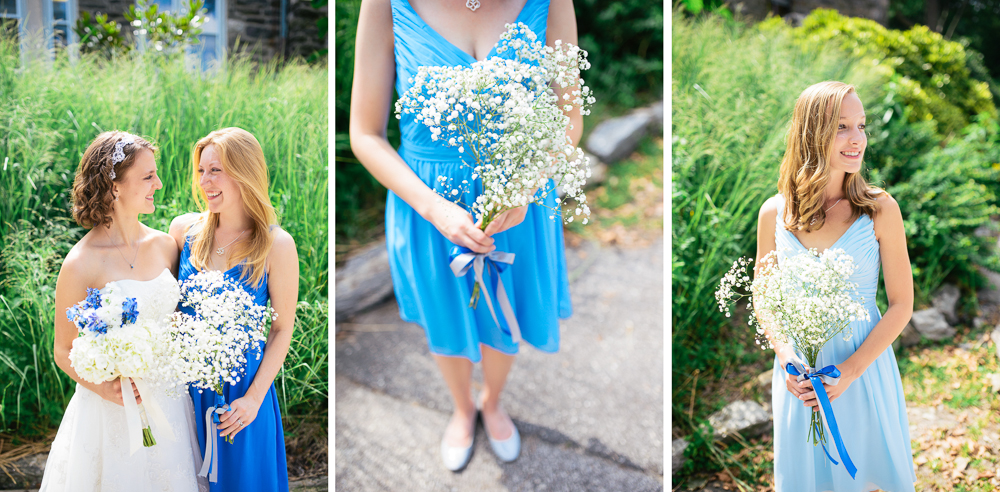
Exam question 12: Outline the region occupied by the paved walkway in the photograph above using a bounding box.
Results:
[335,239,664,491]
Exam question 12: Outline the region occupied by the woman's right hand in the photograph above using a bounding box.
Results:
[784,373,817,412]
[97,378,142,406]
[428,200,495,253]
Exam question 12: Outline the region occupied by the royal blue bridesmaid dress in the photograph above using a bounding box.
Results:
[179,237,289,492]
[771,194,916,492]
[386,0,572,363]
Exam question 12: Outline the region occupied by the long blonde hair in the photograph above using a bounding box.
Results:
[778,81,881,232]
[189,128,277,287]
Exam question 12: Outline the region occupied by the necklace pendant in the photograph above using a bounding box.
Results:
[217,247,225,256]
[466,0,480,11]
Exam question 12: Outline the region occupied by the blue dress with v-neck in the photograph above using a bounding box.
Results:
[771,194,915,492]
[386,0,571,362]
[178,237,289,492]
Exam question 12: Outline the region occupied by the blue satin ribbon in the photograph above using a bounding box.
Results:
[785,361,858,479]
[448,245,521,343]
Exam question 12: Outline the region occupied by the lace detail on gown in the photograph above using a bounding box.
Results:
[40,269,208,492]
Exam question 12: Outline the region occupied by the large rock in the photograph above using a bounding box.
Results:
[707,400,771,441]
[335,239,394,322]
[635,100,664,133]
[898,322,922,348]
[757,369,774,396]
[0,452,46,489]
[992,325,1000,361]
[585,112,651,164]
[672,438,689,475]
[910,308,955,341]
[977,266,1000,307]
[931,284,961,325]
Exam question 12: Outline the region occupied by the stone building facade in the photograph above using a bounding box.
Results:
[76,0,327,62]
[731,0,889,25]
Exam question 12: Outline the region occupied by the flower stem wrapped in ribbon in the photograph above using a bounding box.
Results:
[66,286,176,454]
[449,246,521,343]
[785,355,857,479]
[715,248,870,478]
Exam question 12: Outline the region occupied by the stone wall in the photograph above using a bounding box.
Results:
[732,0,889,25]
[76,0,327,62]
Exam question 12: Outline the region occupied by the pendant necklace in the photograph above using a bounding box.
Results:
[809,198,843,226]
[106,227,139,269]
[466,0,480,11]
[215,229,247,256]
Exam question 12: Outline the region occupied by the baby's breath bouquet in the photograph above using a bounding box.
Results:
[716,248,869,476]
[164,270,274,482]
[67,285,174,451]
[395,22,595,229]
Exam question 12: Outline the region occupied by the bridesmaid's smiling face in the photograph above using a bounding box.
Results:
[198,144,244,215]
[115,148,161,215]
[828,92,867,175]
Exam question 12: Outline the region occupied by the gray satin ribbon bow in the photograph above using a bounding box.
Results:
[449,250,522,344]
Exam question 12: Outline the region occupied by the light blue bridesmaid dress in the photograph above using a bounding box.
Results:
[179,237,289,492]
[771,194,916,491]
[387,0,572,363]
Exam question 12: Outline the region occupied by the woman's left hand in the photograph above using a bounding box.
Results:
[798,365,858,412]
[483,205,529,236]
[217,393,263,440]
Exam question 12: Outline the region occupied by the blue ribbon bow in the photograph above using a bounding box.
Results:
[785,360,858,479]
[448,246,521,343]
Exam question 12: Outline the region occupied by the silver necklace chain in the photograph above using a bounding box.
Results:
[466,0,480,11]
[825,198,842,213]
[105,227,139,269]
[215,229,247,256]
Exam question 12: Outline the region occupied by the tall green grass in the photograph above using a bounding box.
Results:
[0,37,328,435]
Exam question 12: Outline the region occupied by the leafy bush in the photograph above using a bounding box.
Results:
[788,9,996,134]
[75,0,206,56]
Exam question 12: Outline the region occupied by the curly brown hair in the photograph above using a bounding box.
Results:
[71,131,157,229]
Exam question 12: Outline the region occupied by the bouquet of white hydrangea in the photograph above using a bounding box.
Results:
[715,248,869,478]
[163,270,274,482]
[395,22,595,229]
[67,285,174,451]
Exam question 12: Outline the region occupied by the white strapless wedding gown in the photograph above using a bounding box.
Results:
[40,269,208,492]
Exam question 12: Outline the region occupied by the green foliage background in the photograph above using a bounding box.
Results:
[0,42,329,436]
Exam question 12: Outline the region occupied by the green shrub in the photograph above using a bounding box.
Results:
[791,9,996,134]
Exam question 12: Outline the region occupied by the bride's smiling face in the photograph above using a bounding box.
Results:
[114,149,161,215]
[198,144,243,215]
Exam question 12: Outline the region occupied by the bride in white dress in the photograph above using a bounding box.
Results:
[40,131,207,491]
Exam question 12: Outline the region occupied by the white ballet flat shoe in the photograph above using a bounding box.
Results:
[485,418,521,462]
[440,413,476,472]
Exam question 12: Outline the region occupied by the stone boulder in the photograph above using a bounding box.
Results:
[585,112,651,164]
[976,266,1000,307]
[335,239,394,322]
[931,284,960,325]
[671,438,689,475]
[707,400,771,442]
[897,322,922,348]
[910,308,955,341]
[0,452,46,489]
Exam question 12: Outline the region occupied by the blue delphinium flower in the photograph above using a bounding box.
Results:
[122,297,139,325]
[86,313,109,335]
[66,304,81,324]
[84,288,102,309]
